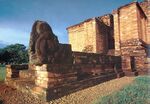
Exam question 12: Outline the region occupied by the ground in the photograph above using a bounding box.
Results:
[96,76,150,104]
[0,76,134,104]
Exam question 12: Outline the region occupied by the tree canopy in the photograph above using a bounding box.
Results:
[0,44,28,64]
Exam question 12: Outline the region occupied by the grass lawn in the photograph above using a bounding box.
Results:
[94,76,150,104]
[0,65,6,81]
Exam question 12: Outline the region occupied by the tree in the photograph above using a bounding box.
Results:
[0,50,11,63]
[0,44,28,64]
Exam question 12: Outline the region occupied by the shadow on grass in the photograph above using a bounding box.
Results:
[94,76,150,104]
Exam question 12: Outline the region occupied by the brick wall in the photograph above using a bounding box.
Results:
[113,2,148,54]
[67,19,97,53]
[67,1,149,74]
[113,10,121,51]
[140,0,150,44]
[67,15,114,54]
[120,3,138,43]
[137,4,147,43]
[72,52,123,77]
[113,2,148,73]
[148,0,150,44]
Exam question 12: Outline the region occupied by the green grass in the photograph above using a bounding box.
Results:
[94,76,150,104]
[0,65,6,81]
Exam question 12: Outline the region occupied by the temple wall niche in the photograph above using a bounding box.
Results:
[96,14,114,54]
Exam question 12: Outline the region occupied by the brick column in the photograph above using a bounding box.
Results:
[113,10,121,52]
[121,56,138,76]
[147,0,150,43]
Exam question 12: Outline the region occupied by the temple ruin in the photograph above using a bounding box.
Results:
[67,1,150,75]
[5,1,150,101]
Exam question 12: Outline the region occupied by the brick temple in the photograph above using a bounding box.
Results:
[5,1,150,101]
[67,1,150,75]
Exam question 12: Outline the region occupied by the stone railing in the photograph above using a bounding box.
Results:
[72,52,123,79]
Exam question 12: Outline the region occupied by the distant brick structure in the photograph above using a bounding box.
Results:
[67,1,150,53]
[67,14,114,54]
[113,1,150,75]
[67,1,150,75]
[113,2,147,52]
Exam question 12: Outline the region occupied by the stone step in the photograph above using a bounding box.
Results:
[138,71,149,75]
[124,71,138,76]
[117,72,125,78]
[5,78,36,94]
[144,58,150,64]
[144,64,150,69]
[19,70,35,80]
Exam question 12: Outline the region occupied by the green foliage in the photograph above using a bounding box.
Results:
[0,44,28,64]
[94,76,150,104]
[0,66,6,81]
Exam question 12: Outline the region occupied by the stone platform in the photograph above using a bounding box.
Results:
[5,54,125,101]
[5,72,118,101]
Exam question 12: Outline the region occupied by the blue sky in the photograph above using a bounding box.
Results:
[0,0,143,46]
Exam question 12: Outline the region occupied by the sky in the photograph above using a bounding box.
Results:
[0,0,144,46]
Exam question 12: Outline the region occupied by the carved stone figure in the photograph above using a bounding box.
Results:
[29,20,73,65]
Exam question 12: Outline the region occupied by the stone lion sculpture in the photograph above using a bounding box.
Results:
[29,20,73,65]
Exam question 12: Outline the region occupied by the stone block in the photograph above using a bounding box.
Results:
[6,64,28,70]
[19,70,35,80]
[35,76,77,88]
[124,71,138,76]
[33,64,77,74]
[33,64,78,88]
